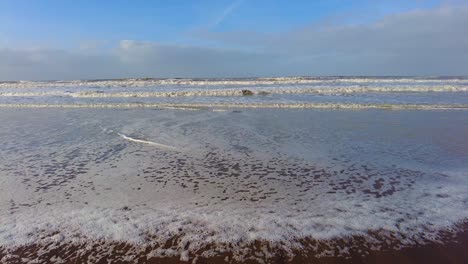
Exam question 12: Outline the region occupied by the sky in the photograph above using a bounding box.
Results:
[0,0,467,80]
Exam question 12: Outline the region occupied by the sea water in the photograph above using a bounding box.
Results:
[0,77,467,262]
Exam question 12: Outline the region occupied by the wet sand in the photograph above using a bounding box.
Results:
[1,222,467,263]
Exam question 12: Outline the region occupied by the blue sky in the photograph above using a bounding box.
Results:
[0,0,467,80]
[0,0,440,47]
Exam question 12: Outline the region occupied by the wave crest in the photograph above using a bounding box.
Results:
[1,77,467,89]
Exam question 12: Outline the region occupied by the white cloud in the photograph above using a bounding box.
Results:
[199,6,468,75]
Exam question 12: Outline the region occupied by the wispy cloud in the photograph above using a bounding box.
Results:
[212,0,243,28]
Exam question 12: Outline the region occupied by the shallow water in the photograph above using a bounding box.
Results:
[1,77,468,262]
[0,107,467,262]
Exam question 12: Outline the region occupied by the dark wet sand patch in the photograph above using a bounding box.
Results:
[1,222,467,264]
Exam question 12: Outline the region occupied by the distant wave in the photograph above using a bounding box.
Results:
[1,102,467,110]
[1,77,467,89]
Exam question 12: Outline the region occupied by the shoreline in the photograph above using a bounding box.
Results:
[2,222,467,263]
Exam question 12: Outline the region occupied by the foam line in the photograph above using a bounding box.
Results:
[116,133,178,151]
[100,126,179,151]
[1,102,467,110]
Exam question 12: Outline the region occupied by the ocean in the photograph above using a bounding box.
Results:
[0,77,467,263]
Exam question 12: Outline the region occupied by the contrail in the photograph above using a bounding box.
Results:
[213,0,243,27]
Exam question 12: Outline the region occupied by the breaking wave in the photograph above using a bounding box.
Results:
[0,85,467,98]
